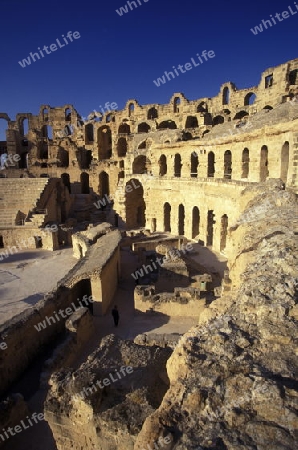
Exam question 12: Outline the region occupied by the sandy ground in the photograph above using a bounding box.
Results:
[0,247,77,326]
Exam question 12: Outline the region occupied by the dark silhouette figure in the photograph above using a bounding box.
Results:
[111,305,119,327]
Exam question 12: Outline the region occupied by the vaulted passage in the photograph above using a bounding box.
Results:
[207,210,215,246]
[164,202,171,232]
[117,137,127,157]
[138,122,151,133]
[61,173,71,193]
[147,107,158,119]
[99,171,109,197]
[242,148,249,178]
[260,145,269,182]
[159,154,167,176]
[220,214,228,252]
[192,207,200,239]
[224,150,232,179]
[133,155,151,174]
[280,141,289,184]
[157,120,177,130]
[125,179,145,228]
[178,204,185,236]
[98,126,112,160]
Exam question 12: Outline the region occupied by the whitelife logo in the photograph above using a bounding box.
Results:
[18,31,81,68]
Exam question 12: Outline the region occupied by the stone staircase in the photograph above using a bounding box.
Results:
[0,178,49,227]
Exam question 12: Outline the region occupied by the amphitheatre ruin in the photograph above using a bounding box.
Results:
[0,58,297,450]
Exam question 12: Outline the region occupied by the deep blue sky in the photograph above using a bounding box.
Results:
[0,0,297,138]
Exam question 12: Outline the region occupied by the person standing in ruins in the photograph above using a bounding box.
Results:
[111,305,119,327]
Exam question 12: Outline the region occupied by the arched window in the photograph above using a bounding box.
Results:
[147,107,158,120]
[128,103,134,117]
[117,137,127,157]
[85,124,94,144]
[242,148,249,178]
[138,122,151,133]
[224,150,232,179]
[260,145,269,182]
[220,214,228,252]
[280,142,289,184]
[244,92,256,106]
[159,155,167,176]
[65,108,71,121]
[42,108,49,121]
[164,203,171,232]
[174,154,182,177]
[192,207,200,239]
[191,153,198,177]
[98,126,112,160]
[99,171,109,197]
[223,87,230,105]
[118,124,130,134]
[174,97,181,113]
[178,204,185,235]
[207,152,215,177]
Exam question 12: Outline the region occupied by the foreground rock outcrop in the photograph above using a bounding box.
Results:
[134,182,298,450]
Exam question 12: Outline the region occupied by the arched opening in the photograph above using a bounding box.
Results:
[178,204,185,236]
[220,214,228,252]
[61,173,71,193]
[99,171,109,197]
[174,97,181,113]
[191,153,199,177]
[81,172,89,194]
[222,87,230,105]
[207,210,215,247]
[117,137,127,157]
[185,116,198,128]
[157,120,177,130]
[147,107,158,120]
[128,103,134,117]
[260,145,269,182]
[224,150,232,179]
[213,115,224,126]
[132,155,151,174]
[244,92,256,106]
[118,123,130,134]
[174,154,182,177]
[138,141,147,150]
[289,69,298,85]
[234,111,249,121]
[280,141,289,183]
[85,124,94,144]
[65,108,71,121]
[42,108,49,121]
[57,148,69,167]
[192,207,200,239]
[263,105,273,111]
[42,125,53,139]
[21,118,29,136]
[138,122,151,133]
[164,202,171,232]
[125,179,145,228]
[197,102,208,113]
[242,148,249,178]
[0,235,4,248]
[159,154,167,176]
[207,152,215,177]
[98,126,112,160]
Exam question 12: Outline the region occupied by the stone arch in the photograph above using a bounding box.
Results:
[234,111,249,121]
[244,92,256,106]
[99,171,109,197]
[174,97,181,113]
[224,150,232,179]
[138,140,147,150]
[207,151,215,177]
[164,202,171,232]
[191,153,199,177]
[159,154,167,176]
[57,147,69,167]
[213,115,224,126]
[42,108,49,121]
[85,123,94,144]
[118,123,130,134]
[97,126,112,160]
[207,210,215,246]
[185,116,198,128]
[125,179,145,228]
[81,172,89,194]
[65,107,71,121]
[192,207,200,239]
[263,105,273,111]
[242,148,249,178]
[220,214,228,252]
[132,155,151,174]
[280,141,289,184]
[61,173,71,193]
[128,103,135,117]
[197,102,208,113]
[174,154,182,177]
[117,137,127,157]
[222,86,230,105]
[178,204,185,235]
[157,120,177,130]
[260,145,269,182]
[138,122,151,133]
[147,107,158,120]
